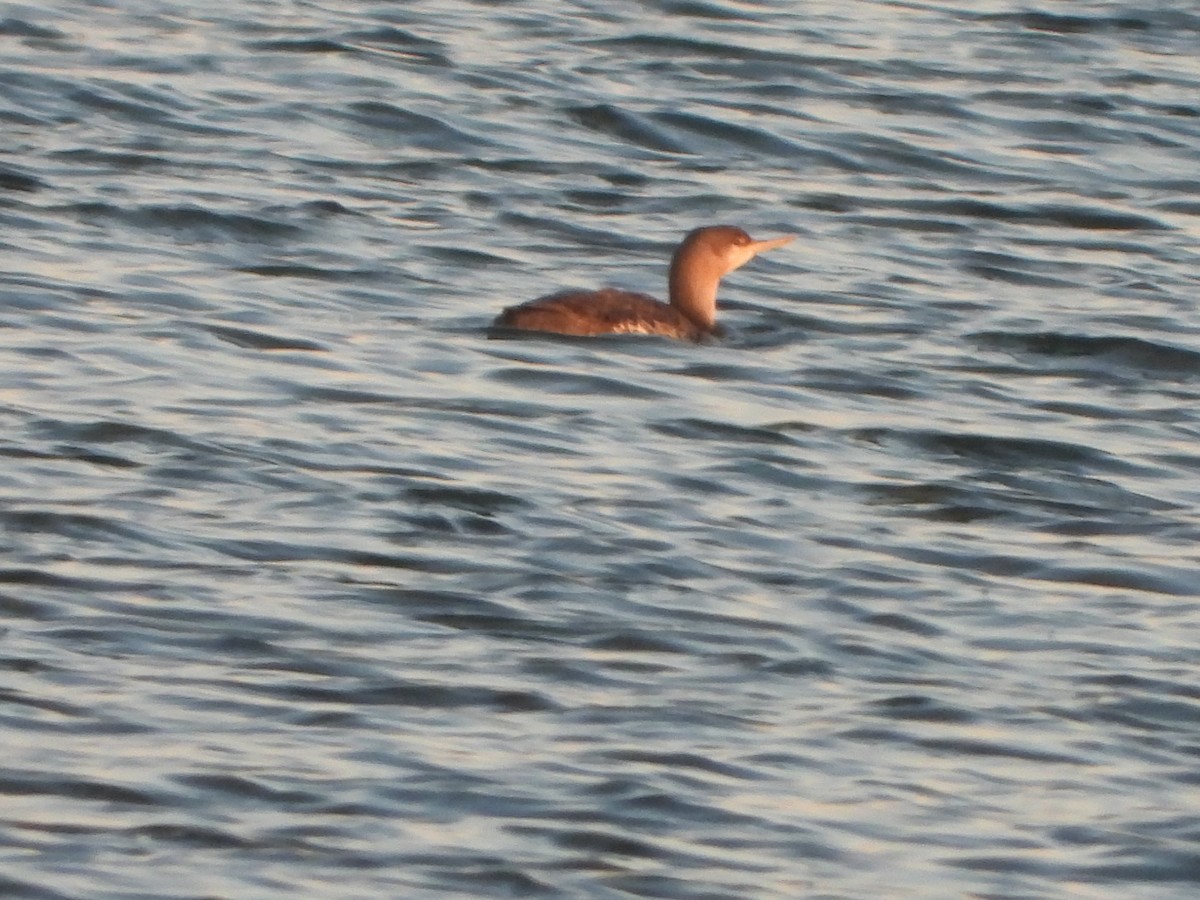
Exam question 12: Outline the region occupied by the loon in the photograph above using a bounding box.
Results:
[491,225,795,341]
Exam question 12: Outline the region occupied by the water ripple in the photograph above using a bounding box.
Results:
[2,1,1199,898]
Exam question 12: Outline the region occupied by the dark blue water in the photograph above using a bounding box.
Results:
[2,2,1199,897]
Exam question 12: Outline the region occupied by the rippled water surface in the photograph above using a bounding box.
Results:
[3,1,1200,897]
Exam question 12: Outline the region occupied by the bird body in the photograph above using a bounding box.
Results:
[493,287,707,339]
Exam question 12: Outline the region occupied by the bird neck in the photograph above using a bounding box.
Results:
[668,255,721,331]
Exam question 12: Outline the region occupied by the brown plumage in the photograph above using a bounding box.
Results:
[492,225,795,341]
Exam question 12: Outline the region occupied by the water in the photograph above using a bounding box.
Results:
[2,1,1199,897]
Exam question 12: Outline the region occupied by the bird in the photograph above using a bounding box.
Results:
[491,225,795,341]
